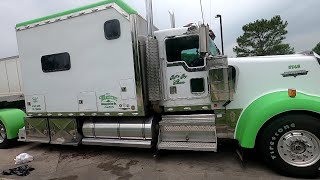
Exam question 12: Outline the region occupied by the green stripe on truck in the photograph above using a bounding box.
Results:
[0,109,25,139]
[235,91,320,148]
[16,0,137,28]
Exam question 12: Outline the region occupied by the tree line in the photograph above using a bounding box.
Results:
[233,15,319,57]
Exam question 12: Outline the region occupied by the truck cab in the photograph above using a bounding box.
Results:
[155,26,220,111]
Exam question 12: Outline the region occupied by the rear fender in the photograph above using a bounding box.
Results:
[0,109,25,139]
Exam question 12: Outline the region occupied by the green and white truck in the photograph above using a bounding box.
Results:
[1,0,320,177]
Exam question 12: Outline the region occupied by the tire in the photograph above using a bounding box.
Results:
[258,113,320,178]
[0,120,10,149]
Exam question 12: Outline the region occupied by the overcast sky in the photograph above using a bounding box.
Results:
[0,0,319,59]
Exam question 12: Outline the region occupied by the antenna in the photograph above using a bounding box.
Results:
[199,0,205,24]
[210,0,212,27]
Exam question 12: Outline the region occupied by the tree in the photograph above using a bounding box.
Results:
[313,42,320,54]
[233,15,294,57]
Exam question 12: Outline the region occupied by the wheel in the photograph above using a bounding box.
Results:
[0,120,10,149]
[258,113,320,178]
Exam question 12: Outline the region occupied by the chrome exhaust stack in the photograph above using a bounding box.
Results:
[146,0,154,37]
[168,10,175,28]
[145,0,161,102]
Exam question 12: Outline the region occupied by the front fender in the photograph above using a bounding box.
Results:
[235,91,320,148]
[0,109,25,139]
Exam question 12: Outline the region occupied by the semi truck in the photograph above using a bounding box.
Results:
[1,0,320,177]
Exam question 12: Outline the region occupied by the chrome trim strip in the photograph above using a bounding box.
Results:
[164,105,212,112]
[26,112,142,117]
[167,62,206,72]
[145,0,154,37]
[130,14,145,116]
[16,3,130,31]
[82,138,151,148]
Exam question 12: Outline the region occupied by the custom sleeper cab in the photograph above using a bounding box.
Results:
[0,0,319,177]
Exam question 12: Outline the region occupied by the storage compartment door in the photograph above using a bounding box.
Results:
[49,118,80,145]
[25,95,46,113]
[25,117,50,143]
[77,92,98,112]
[119,79,136,100]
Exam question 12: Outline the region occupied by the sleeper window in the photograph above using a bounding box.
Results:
[190,78,205,93]
[104,19,121,40]
[41,52,71,73]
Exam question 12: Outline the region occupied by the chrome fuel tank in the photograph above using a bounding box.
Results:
[82,116,153,140]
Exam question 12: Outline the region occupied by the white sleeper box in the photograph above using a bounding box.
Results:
[16,5,148,116]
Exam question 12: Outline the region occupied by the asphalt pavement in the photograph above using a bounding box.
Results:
[0,140,303,180]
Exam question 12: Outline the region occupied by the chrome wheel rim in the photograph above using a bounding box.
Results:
[277,130,320,167]
[0,123,6,144]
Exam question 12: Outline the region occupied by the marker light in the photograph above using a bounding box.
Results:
[288,89,296,98]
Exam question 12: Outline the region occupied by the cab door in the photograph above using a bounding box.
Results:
[163,35,210,106]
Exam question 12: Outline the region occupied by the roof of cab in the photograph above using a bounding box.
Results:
[16,0,137,28]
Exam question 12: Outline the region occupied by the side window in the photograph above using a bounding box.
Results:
[190,78,205,93]
[166,35,204,67]
[41,52,71,73]
[229,66,236,91]
[104,19,121,40]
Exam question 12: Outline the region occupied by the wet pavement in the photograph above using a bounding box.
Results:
[0,140,303,180]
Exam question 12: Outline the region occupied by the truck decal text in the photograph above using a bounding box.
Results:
[32,97,38,103]
[31,105,41,111]
[288,64,300,69]
[99,93,118,108]
[170,73,187,85]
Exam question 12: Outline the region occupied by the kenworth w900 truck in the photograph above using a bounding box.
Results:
[1,0,320,177]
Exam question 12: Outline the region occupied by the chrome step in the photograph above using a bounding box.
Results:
[82,138,152,148]
[157,114,217,152]
[158,141,217,151]
[160,114,216,125]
